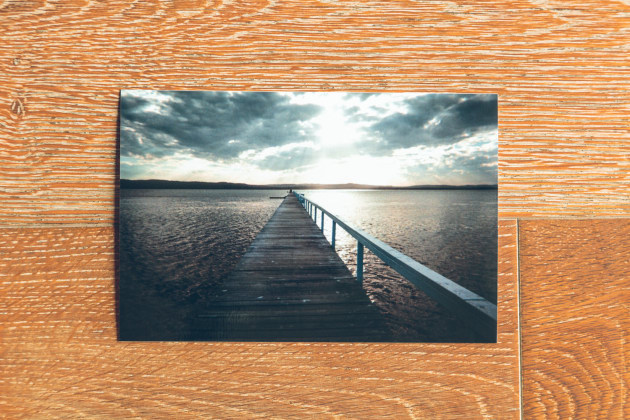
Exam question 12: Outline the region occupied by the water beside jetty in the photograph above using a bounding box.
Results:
[119,189,497,341]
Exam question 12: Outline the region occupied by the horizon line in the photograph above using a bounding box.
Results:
[120,179,498,189]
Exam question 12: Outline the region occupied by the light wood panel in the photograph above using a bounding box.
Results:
[0,222,519,418]
[1,1,629,226]
[519,220,629,419]
[1,0,629,418]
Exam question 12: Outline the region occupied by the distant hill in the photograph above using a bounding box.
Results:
[120,179,498,190]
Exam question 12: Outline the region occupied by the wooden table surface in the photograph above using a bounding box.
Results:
[1,1,627,418]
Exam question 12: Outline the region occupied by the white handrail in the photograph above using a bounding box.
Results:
[294,192,497,341]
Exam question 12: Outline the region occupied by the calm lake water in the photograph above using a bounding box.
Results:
[119,189,497,341]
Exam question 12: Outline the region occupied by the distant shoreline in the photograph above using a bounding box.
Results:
[120,179,498,190]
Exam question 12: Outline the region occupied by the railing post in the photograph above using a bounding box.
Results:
[292,194,497,339]
[321,211,324,232]
[357,241,364,285]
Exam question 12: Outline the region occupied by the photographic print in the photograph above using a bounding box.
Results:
[118,91,498,342]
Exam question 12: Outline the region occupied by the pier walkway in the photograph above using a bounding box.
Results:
[193,194,392,341]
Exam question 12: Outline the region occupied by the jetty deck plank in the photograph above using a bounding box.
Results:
[194,194,392,341]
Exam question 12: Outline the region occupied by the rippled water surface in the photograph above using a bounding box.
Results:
[119,189,497,341]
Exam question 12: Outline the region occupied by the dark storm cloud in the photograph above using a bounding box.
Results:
[120,91,497,184]
[405,145,498,184]
[354,94,497,154]
[120,91,322,160]
[428,94,497,140]
[233,93,496,174]
[407,136,498,184]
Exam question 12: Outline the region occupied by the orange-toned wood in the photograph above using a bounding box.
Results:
[519,220,630,419]
[0,222,519,418]
[1,1,629,226]
[1,1,628,418]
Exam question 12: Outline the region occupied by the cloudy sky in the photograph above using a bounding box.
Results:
[120,91,497,186]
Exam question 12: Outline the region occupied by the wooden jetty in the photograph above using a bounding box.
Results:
[193,194,392,341]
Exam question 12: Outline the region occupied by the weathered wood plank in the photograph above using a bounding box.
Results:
[194,195,392,342]
[519,220,630,419]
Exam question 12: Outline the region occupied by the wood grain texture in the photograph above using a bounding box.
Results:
[1,0,628,418]
[1,0,629,225]
[519,220,629,419]
[1,222,519,418]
